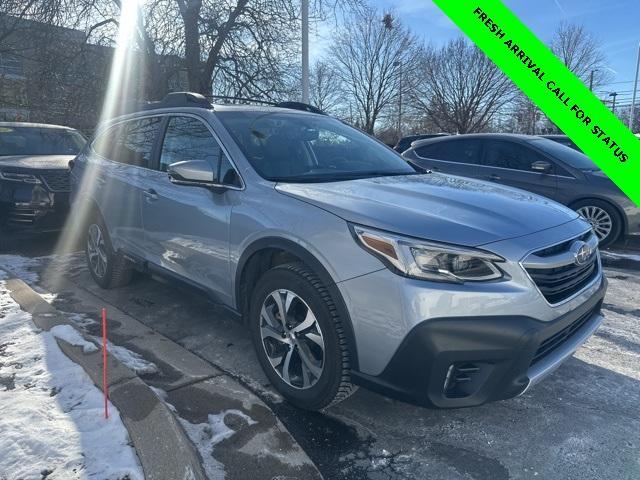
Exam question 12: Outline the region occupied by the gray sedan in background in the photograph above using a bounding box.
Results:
[403,133,639,247]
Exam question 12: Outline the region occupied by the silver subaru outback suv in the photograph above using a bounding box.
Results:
[71,93,607,410]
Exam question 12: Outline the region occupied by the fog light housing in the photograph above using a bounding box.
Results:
[443,362,492,399]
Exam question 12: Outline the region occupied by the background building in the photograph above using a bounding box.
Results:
[0,15,187,135]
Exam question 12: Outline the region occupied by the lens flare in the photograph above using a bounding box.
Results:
[50,0,145,281]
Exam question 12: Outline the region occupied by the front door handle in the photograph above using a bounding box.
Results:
[488,174,501,181]
[143,188,158,202]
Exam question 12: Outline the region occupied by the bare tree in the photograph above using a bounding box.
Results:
[332,8,420,134]
[309,59,340,112]
[551,22,611,89]
[506,22,610,135]
[412,38,515,133]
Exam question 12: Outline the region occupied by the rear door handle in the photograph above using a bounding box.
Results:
[488,174,501,181]
[96,175,107,187]
[143,188,158,202]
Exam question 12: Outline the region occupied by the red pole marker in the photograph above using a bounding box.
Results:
[102,307,109,419]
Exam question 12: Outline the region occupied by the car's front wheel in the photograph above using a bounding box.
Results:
[85,215,133,289]
[250,262,356,410]
[573,199,622,248]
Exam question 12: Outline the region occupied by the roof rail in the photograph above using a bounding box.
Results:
[143,92,212,111]
[207,95,326,115]
[207,95,278,106]
[275,101,326,115]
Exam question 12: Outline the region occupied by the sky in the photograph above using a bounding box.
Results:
[311,0,640,107]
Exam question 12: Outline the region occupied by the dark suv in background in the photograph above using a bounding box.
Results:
[403,133,639,247]
[0,122,86,234]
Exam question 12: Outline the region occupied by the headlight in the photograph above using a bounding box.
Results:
[352,224,505,283]
[0,171,42,184]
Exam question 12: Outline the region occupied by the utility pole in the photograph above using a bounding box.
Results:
[609,92,618,114]
[301,0,310,104]
[629,42,640,131]
[588,70,595,91]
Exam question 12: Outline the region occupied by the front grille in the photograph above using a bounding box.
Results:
[40,170,70,192]
[523,232,599,305]
[526,258,598,304]
[530,306,597,366]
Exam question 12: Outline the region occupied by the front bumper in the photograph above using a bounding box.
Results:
[0,180,69,232]
[350,275,607,408]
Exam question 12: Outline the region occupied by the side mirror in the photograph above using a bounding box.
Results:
[531,160,552,173]
[168,160,216,186]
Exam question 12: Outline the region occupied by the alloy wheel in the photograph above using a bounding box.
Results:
[577,206,613,242]
[87,223,108,278]
[259,289,325,390]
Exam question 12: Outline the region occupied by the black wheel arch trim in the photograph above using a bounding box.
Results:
[235,236,359,371]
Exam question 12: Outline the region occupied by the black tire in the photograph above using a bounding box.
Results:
[85,214,133,289]
[249,262,356,410]
[572,199,623,248]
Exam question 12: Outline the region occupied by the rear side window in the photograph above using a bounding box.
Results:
[415,139,481,164]
[93,117,161,168]
[483,141,547,172]
[159,116,240,186]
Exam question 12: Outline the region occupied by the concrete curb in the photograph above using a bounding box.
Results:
[5,273,324,480]
[5,276,207,480]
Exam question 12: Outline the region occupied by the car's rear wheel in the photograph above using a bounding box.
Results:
[250,262,356,410]
[85,215,133,289]
[573,199,622,248]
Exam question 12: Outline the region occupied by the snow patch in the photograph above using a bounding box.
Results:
[105,341,158,376]
[51,325,98,353]
[0,280,143,480]
[178,410,257,479]
[0,254,41,283]
[68,312,96,328]
[0,254,57,302]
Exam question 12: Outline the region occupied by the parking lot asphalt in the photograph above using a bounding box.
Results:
[2,235,639,480]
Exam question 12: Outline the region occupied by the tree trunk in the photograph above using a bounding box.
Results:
[180,0,204,93]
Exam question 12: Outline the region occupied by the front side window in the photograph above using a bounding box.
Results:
[482,141,547,172]
[216,111,416,182]
[528,138,595,170]
[415,139,481,164]
[93,117,161,167]
[159,116,240,186]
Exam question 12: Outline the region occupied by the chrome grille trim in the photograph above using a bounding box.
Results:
[520,230,602,306]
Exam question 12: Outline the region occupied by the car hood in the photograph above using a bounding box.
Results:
[276,173,579,246]
[0,155,75,170]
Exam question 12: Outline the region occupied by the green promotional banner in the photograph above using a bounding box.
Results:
[432,0,639,207]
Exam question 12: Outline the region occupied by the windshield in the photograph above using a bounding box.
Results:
[528,137,596,170]
[0,126,86,156]
[216,111,417,182]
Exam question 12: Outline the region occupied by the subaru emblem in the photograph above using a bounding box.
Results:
[570,241,592,266]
